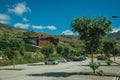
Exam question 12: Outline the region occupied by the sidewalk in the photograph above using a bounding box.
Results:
[110,57,120,65]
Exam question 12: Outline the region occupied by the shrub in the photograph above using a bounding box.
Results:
[48,53,60,60]
[34,50,45,62]
[89,62,100,73]
[25,43,36,52]
[105,59,112,66]
[41,45,54,58]
[96,70,104,76]
[0,60,12,66]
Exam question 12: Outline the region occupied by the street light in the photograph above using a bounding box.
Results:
[112,16,120,18]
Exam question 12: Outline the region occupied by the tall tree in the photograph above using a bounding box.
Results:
[112,47,119,61]
[56,45,64,56]
[0,30,3,40]
[63,46,70,57]
[41,45,54,58]
[103,39,119,65]
[103,38,117,59]
[71,16,112,62]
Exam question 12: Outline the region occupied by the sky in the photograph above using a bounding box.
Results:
[0,0,120,35]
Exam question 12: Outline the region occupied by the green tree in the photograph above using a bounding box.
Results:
[63,46,70,57]
[111,40,119,61]
[4,47,13,60]
[3,38,25,60]
[89,62,100,73]
[56,45,64,56]
[34,49,45,62]
[71,16,112,62]
[103,39,117,58]
[0,30,3,40]
[9,38,25,56]
[12,50,20,68]
[69,50,76,57]
[41,45,54,58]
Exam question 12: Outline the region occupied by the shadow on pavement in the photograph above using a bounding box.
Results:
[0,68,24,70]
[81,64,120,66]
[27,72,75,77]
[27,71,120,77]
[27,63,45,66]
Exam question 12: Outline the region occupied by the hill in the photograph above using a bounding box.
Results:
[0,23,83,50]
[108,31,120,41]
[1,23,119,50]
[0,23,50,38]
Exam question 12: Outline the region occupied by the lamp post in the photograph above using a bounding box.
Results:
[112,16,120,18]
[111,16,120,61]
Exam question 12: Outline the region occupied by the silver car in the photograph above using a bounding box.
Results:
[57,58,67,63]
[45,60,59,65]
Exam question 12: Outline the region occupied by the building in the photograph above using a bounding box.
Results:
[24,35,59,48]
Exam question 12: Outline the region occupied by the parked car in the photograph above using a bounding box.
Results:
[65,58,71,62]
[45,60,59,65]
[73,56,87,61]
[97,56,108,60]
[73,57,82,61]
[57,58,67,63]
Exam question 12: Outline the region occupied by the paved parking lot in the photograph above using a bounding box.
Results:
[0,58,120,80]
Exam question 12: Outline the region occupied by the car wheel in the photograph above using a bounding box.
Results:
[45,62,47,64]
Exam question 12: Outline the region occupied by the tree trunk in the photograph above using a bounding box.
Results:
[114,56,116,61]
[93,69,96,73]
[91,51,94,63]
[13,55,15,68]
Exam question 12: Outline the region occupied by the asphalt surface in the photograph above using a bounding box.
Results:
[0,58,120,80]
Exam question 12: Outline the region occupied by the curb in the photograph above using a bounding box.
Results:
[112,71,120,80]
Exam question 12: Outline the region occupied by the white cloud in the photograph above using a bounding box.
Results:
[0,20,10,24]
[8,2,31,15]
[0,14,10,24]
[14,23,29,29]
[23,17,29,22]
[32,25,57,30]
[32,25,45,29]
[61,30,74,35]
[47,25,57,30]
[0,14,10,20]
[111,28,120,33]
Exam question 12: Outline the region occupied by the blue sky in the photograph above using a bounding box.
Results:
[0,0,120,35]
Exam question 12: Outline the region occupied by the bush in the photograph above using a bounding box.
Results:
[96,70,104,76]
[89,62,100,73]
[97,56,108,60]
[41,45,54,58]
[25,44,36,52]
[34,50,45,62]
[105,59,112,66]
[47,54,60,60]
[0,41,9,50]
[0,60,12,66]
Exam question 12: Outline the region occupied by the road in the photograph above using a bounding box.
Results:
[0,58,119,80]
[0,59,90,80]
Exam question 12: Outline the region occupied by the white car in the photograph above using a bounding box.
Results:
[57,58,67,63]
[45,60,59,65]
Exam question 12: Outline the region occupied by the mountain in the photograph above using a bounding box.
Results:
[0,23,84,50]
[1,23,119,50]
[108,31,120,41]
[0,23,50,38]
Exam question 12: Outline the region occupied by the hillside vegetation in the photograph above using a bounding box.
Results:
[0,23,120,51]
[0,23,86,66]
[108,31,120,41]
[0,23,50,38]
[0,23,83,50]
